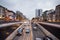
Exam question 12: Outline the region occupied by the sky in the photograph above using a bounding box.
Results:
[0,0,60,19]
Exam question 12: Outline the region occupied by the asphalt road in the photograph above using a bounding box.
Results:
[31,23,45,40]
[14,28,31,40]
[13,23,33,40]
[39,23,60,39]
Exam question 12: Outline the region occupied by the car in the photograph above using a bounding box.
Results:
[36,38,42,40]
[44,36,52,40]
[24,25,26,26]
[33,27,37,30]
[25,28,30,33]
[27,24,30,26]
[17,28,23,35]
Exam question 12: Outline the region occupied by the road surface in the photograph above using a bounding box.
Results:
[31,23,45,40]
[13,22,33,40]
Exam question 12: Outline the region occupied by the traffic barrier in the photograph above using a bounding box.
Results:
[38,22,60,28]
[5,23,24,40]
[0,22,23,28]
[35,23,59,40]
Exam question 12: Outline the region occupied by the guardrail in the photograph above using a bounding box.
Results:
[5,23,24,40]
[38,22,60,28]
[36,23,59,40]
[0,22,23,28]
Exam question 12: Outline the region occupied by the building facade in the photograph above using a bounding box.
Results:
[35,9,42,17]
[0,6,6,20]
[0,5,16,22]
[42,9,55,22]
[16,11,26,21]
[5,9,16,21]
[0,5,27,22]
[42,10,48,21]
[55,5,60,22]
[47,11,55,22]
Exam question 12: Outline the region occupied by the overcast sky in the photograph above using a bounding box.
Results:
[0,0,60,19]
